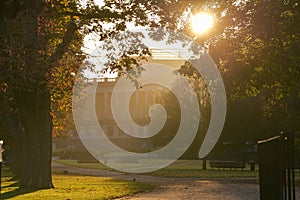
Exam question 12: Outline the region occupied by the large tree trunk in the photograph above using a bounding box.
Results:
[12,0,54,189]
[16,90,53,189]
[1,0,78,190]
[0,102,26,180]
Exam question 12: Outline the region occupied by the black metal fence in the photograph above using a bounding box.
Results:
[258,132,295,200]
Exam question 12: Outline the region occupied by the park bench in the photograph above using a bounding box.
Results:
[209,160,246,170]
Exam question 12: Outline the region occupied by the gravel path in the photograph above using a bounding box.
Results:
[52,162,300,200]
[118,181,260,200]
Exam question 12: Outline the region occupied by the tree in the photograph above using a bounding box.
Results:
[178,0,300,137]
[0,0,183,189]
[210,0,300,134]
[151,0,300,160]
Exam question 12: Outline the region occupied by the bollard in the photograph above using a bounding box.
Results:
[258,135,283,200]
[258,133,296,200]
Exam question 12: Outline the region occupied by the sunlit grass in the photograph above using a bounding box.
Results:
[0,167,155,200]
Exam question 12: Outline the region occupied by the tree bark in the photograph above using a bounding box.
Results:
[0,102,26,180]
[16,90,53,189]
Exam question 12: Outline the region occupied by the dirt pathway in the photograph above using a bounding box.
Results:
[52,162,299,200]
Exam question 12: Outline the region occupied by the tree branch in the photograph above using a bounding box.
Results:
[47,21,78,64]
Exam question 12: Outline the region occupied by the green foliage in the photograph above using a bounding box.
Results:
[178,0,300,134]
[213,1,299,98]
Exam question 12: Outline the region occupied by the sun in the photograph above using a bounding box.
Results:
[191,13,214,34]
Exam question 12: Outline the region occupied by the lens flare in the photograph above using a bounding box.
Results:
[191,13,214,34]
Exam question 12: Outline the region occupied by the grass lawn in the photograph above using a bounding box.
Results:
[54,159,300,185]
[0,167,155,200]
[54,159,110,170]
[54,159,260,178]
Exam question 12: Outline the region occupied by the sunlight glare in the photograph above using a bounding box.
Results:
[191,13,214,34]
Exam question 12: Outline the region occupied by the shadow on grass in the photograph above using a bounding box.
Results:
[0,188,37,199]
[1,181,19,189]
[0,166,39,199]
